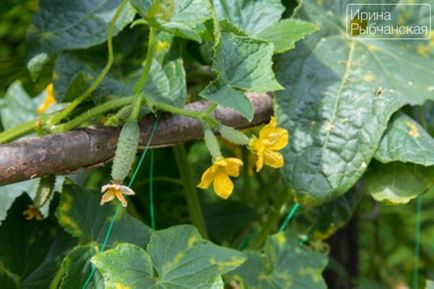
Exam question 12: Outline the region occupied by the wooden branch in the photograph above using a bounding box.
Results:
[0,93,272,186]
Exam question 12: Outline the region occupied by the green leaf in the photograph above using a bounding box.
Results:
[130,0,213,42]
[213,0,317,53]
[0,194,75,289]
[274,0,434,206]
[58,245,103,289]
[92,225,246,288]
[427,280,434,289]
[26,0,136,70]
[294,188,364,240]
[375,112,434,166]
[0,81,64,129]
[200,33,282,120]
[1,82,37,129]
[56,184,151,247]
[230,230,327,289]
[365,162,434,204]
[213,0,284,35]
[0,176,64,224]
[0,180,38,225]
[54,52,187,106]
[256,19,319,53]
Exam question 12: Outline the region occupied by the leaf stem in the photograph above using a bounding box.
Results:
[133,28,156,95]
[47,0,130,127]
[173,144,209,238]
[248,189,292,250]
[0,118,46,144]
[52,96,134,133]
[130,27,156,121]
[151,99,220,128]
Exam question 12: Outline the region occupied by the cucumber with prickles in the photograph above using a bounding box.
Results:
[111,121,140,183]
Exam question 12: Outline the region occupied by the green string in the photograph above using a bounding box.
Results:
[81,117,159,289]
[412,195,423,289]
[279,202,300,232]
[149,149,155,229]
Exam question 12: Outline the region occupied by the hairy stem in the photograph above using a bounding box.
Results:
[153,100,220,128]
[130,28,156,121]
[173,144,209,238]
[47,0,129,126]
[53,96,134,133]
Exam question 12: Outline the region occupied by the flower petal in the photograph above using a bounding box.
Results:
[198,165,217,189]
[263,150,284,168]
[119,185,135,196]
[116,192,128,207]
[259,117,277,139]
[223,158,243,177]
[255,154,264,172]
[213,172,234,199]
[266,128,289,151]
[100,190,115,206]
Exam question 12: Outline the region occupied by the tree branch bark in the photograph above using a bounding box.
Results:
[0,93,272,186]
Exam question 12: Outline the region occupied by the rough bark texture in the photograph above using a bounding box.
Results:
[0,93,272,185]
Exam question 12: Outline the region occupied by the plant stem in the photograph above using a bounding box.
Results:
[130,27,156,121]
[153,100,220,127]
[0,117,48,144]
[248,189,291,250]
[133,28,156,95]
[47,0,129,127]
[53,96,134,133]
[173,144,208,238]
[49,264,65,289]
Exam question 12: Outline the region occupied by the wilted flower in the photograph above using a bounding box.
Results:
[100,183,135,207]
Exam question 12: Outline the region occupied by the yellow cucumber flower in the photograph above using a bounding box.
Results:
[198,156,243,199]
[249,117,288,172]
[100,183,135,207]
[37,83,56,114]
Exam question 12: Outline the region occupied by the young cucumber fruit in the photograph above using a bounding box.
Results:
[111,121,140,183]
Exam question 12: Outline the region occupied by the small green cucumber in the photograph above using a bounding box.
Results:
[111,121,140,183]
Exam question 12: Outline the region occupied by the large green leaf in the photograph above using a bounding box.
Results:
[26,0,136,71]
[230,230,327,289]
[274,0,434,206]
[0,194,75,289]
[200,33,282,120]
[54,52,187,106]
[256,19,319,54]
[213,0,318,53]
[58,245,103,289]
[130,0,213,42]
[213,0,284,35]
[56,184,151,246]
[92,225,246,288]
[54,184,151,288]
[427,280,434,289]
[365,161,434,204]
[375,112,434,166]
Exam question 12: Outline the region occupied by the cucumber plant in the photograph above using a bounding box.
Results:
[0,0,433,288]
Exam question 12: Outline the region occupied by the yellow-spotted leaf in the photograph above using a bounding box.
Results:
[229,230,327,289]
[92,225,246,289]
[274,0,434,206]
